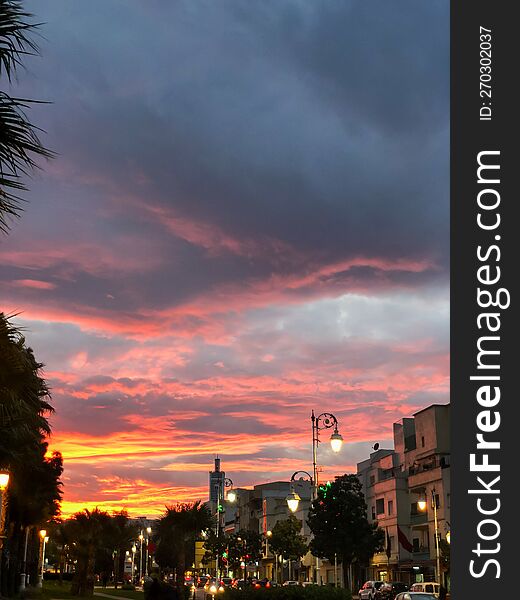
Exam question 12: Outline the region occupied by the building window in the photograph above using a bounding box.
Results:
[388,500,394,515]
[372,506,376,520]
[421,436,425,447]
[370,474,376,486]
[376,498,385,515]
[447,493,450,509]
[412,538,420,552]
[434,494,441,508]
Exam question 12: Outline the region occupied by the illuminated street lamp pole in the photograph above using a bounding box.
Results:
[131,544,137,583]
[418,488,441,584]
[0,471,9,548]
[216,478,235,581]
[310,412,343,584]
[139,532,144,583]
[145,526,152,577]
[37,529,48,588]
[0,471,10,566]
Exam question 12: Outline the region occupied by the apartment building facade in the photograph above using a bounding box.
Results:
[357,404,450,587]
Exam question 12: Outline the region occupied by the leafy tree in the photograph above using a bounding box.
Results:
[227,530,262,573]
[108,510,138,588]
[202,530,228,569]
[0,0,53,234]
[155,501,212,596]
[307,474,384,590]
[269,515,309,562]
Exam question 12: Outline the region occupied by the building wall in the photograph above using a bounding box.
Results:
[357,404,450,587]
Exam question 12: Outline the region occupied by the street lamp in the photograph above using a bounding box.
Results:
[418,488,441,584]
[286,471,313,513]
[215,477,234,581]
[139,532,144,583]
[37,530,48,588]
[0,470,10,557]
[311,411,343,489]
[145,527,152,578]
[311,411,342,584]
[0,471,9,490]
[131,544,137,583]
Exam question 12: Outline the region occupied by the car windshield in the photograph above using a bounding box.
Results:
[374,582,384,589]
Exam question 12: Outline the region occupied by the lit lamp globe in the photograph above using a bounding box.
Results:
[147,526,152,534]
[330,429,344,453]
[39,529,47,539]
[417,497,427,512]
[227,489,237,503]
[286,491,301,513]
[0,471,9,490]
[446,531,451,545]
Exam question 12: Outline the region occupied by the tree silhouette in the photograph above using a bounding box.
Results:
[307,474,384,590]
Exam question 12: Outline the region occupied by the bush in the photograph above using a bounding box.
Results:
[122,583,137,590]
[222,587,352,600]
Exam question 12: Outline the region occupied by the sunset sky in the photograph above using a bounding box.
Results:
[0,0,449,518]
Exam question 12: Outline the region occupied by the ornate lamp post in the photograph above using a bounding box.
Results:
[215,477,235,581]
[310,412,343,584]
[286,471,313,513]
[311,411,343,492]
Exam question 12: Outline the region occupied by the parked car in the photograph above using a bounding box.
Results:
[359,580,385,599]
[395,593,438,600]
[220,577,233,588]
[409,582,440,597]
[375,581,409,599]
[254,578,273,588]
[197,576,209,588]
[282,580,300,586]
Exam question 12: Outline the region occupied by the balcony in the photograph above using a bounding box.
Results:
[410,512,428,526]
[412,548,431,561]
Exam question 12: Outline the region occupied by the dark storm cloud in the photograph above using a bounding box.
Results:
[19,0,448,308]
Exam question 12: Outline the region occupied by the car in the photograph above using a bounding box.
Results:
[301,581,317,587]
[409,582,440,597]
[395,593,438,600]
[204,580,225,599]
[253,578,273,588]
[359,580,385,599]
[375,581,409,599]
[282,580,300,586]
[220,577,233,588]
[197,576,209,588]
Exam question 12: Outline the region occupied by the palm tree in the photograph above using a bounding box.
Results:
[0,313,53,463]
[64,508,113,597]
[106,511,138,588]
[0,0,53,233]
[156,501,212,596]
[0,313,60,597]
